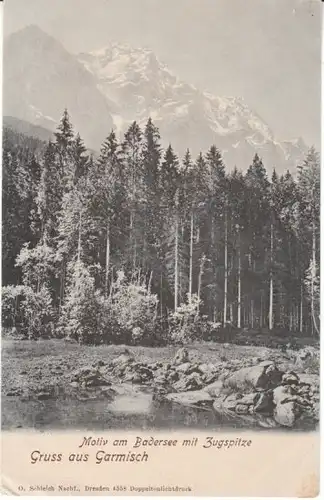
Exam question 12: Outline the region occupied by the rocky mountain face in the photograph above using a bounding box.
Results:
[4,26,308,174]
[3,25,113,150]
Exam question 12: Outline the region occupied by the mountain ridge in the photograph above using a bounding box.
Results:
[3,25,309,174]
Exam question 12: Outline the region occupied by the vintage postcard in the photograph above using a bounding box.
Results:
[0,0,321,497]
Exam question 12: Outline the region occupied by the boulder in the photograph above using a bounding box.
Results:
[198,363,216,375]
[205,380,224,398]
[166,370,179,383]
[95,360,106,367]
[71,366,110,388]
[274,401,302,427]
[173,372,203,392]
[258,360,275,367]
[84,374,110,387]
[254,392,273,413]
[297,374,319,388]
[225,365,267,390]
[235,404,250,415]
[222,393,243,411]
[236,393,260,405]
[71,366,96,381]
[297,384,311,396]
[296,347,313,362]
[203,372,219,385]
[165,390,213,407]
[282,372,299,385]
[313,402,320,421]
[173,348,189,365]
[264,364,284,386]
[273,385,295,405]
[176,362,192,373]
[6,389,22,397]
[112,352,134,367]
[136,365,154,379]
[37,392,52,401]
[225,362,283,391]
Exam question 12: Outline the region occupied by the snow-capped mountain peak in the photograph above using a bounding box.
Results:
[4,27,307,174]
[77,41,306,173]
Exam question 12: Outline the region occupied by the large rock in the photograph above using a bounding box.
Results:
[176,362,192,373]
[111,352,134,367]
[235,404,250,415]
[225,362,282,391]
[173,372,203,392]
[71,366,110,388]
[6,388,23,397]
[282,372,299,385]
[236,393,260,405]
[205,380,224,398]
[313,402,320,421]
[254,392,273,413]
[297,373,319,388]
[198,363,216,375]
[222,393,243,411]
[165,390,213,407]
[274,401,302,427]
[173,348,189,365]
[273,385,295,405]
[296,347,314,363]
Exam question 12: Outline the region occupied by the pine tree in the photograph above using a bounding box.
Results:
[54,109,75,191]
[298,147,320,335]
[93,131,127,294]
[141,118,162,289]
[121,122,143,272]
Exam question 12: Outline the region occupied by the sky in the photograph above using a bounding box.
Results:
[3,0,322,146]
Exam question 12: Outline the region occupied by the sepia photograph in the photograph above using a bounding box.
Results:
[1,0,321,436]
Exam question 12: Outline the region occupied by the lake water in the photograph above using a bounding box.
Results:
[2,384,316,431]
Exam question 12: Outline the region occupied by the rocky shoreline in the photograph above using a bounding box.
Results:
[61,348,319,429]
[4,343,319,430]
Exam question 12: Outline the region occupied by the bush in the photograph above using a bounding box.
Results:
[2,285,25,328]
[59,267,161,346]
[104,270,159,344]
[2,284,54,338]
[58,261,104,344]
[168,294,212,343]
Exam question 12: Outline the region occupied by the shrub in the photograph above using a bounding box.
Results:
[168,294,211,343]
[1,285,25,328]
[58,261,104,344]
[2,284,54,338]
[107,270,159,344]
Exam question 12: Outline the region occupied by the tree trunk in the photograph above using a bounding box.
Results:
[59,261,65,314]
[105,222,110,296]
[197,254,206,318]
[311,220,319,335]
[160,271,163,322]
[269,222,274,330]
[299,283,303,333]
[260,291,263,328]
[289,307,293,331]
[77,212,82,265]
[223,205,228,326]
[229,303,233,323]
[130,208,137,272]
[237,231,241,328]
[188,209,194,304]
[174,190,179,311]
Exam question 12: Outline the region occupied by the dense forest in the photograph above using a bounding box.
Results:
[2,110,320,345]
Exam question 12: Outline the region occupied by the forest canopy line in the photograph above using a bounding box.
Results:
[2,110,320,345]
